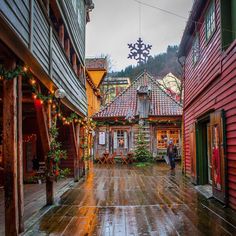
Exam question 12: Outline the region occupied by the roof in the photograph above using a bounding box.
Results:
[102,77,131,85]
[85,58,108,71]
[93,72,182,119]
[178,0,206,57]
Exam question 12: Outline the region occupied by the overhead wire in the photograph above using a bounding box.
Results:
[133,0,236,35]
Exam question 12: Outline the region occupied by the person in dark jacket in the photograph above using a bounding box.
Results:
[167,140,177,170]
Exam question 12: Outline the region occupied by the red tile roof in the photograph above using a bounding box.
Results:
[93,72,182,118]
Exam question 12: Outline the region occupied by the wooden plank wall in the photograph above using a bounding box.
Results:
[184,0,236,210]
[57,1,86,63]
[0,0,87,115]
[0,0,30,46]
[32,0,50,73]
[52,34,87,114]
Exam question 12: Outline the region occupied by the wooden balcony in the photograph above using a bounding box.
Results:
[0,0,87,115]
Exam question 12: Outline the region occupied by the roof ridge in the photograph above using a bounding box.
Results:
[93,71,182,118]
[92,71,148,118]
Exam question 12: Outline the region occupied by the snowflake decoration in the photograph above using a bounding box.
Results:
[128,38,152,65]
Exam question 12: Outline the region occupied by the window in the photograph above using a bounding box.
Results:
[157,130,180,149]
[113,130,128,149]
[205,1,216,41]
[192,34,200,64]
[221,0,236,50]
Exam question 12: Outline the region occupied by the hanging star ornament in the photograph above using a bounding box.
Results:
[128,38,152,65]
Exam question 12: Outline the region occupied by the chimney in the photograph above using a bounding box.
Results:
[136,85,151,119]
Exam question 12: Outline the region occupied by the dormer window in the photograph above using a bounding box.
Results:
[193,34,200,64]
[205,0,216,41]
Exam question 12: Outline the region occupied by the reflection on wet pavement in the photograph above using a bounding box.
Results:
[24,163,236,236]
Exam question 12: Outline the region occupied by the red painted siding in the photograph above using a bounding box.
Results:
[183,0,236,210]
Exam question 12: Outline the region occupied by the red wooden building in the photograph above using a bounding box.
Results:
[178,0,236,210]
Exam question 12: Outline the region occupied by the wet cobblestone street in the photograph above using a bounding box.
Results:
[24,163,236,236]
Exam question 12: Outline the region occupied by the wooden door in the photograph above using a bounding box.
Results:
[207,124,213,184]
[210,110,226,203]
[23,134,37,176]
[113,129,129,155]
[189,123,197,184]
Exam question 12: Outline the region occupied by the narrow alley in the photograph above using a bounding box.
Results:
[24,163,236,236]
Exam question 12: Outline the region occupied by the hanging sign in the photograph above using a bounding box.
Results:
[99,132,106,145]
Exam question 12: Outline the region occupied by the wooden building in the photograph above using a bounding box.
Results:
[0,0,93,235]
[178,0,236,210]
[85,58,108,116]
[100,77,131,105]
[85,58,107,158]
[93,72,182,159]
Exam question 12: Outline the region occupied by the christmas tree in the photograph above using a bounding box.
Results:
[134,126,152,162]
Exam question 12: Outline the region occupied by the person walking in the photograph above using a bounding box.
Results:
[167,140,177,170]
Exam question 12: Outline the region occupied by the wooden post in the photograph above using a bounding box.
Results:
[71,122,79,181]
[3,68,19,235]
[34,100,54,205]
[79,125,85,177]
[76,124,81,179]
[17,75,24,233]
[72,53,77,74]
[65,39,70,59]
[59,24,64,48]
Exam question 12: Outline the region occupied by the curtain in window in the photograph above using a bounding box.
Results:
[113,131,117,149]
[124,131,128,149]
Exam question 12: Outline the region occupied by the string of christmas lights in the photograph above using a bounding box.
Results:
[0,64,96,129]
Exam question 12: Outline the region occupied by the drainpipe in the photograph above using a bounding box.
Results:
[178,56,186,175]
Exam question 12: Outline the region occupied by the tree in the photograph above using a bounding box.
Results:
[134,126,152,162]
[157,73,183,103]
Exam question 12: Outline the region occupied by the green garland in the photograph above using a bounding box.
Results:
[0,65,31,80]
[0,64,95,128]
[47,123,70,181]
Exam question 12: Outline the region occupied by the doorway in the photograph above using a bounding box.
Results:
[196,117,212,186]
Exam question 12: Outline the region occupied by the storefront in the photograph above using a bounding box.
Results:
[93,72,183,160]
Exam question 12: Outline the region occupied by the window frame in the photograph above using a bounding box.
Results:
[205,0,216,42]
[192,33,200,65]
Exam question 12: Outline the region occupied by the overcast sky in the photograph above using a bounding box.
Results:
[85,0,193,71]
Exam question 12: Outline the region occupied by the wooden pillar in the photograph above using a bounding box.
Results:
[17,76,24,233]
[65,39,70,59]
[79,125,85,177]
[59,24,64,47]
[71,122,79,181]
[34,100,53,205]
[75,124,81,179]
[3,67,20,235]
[72,53,77,74]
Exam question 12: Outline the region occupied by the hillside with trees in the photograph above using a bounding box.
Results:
[111,45,182,81]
